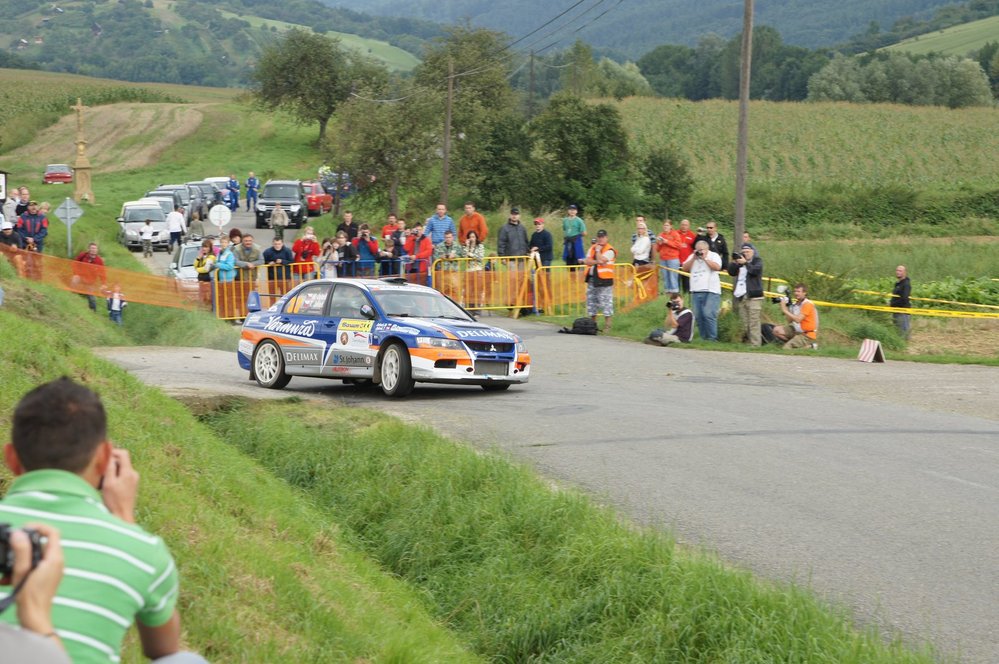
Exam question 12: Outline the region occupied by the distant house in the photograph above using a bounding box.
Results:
[33,36,44,45]
[15,39,29,50]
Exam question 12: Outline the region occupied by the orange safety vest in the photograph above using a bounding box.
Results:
[587,243,615,281]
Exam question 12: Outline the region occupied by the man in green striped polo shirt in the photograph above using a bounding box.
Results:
[1,378,184,664]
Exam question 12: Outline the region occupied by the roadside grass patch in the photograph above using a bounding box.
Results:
[204,401,936,663]
[0,306,479,664]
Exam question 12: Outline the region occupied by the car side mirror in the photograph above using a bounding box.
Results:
[359,304,376,320]
[170,262,177,270]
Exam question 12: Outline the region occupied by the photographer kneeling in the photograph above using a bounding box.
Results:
[772,283,819,350]
[646,293,693,346]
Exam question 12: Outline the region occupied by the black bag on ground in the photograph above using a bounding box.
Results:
[559,317,599,335]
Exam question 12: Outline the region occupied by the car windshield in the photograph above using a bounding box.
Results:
[176,245,200,268]
[46,165,71,173]
[123,208,165,223]
[190,183,214,196]
[372,290,473,321]
[144,198,173,214]
[262,185,300,199]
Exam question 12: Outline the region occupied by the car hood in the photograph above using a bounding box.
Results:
[380,317,519,343]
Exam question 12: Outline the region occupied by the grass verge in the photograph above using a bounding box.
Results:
[0,286,479,663]
[202,400,936,663]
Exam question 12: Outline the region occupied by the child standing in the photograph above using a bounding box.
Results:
[106,284,126,325]
[140,219,155,257]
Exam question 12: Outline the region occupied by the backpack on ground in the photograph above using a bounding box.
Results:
[559,317,599,335]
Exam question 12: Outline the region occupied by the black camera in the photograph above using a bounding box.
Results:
[694,249,704,257]
[667,300,681,311]
[732,252,743,261]
[0,524,44,576]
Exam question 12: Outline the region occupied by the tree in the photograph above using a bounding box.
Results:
[251,29,352,143]
[526,94,635,215]
[327,83,440,215]
[641,146,694,217]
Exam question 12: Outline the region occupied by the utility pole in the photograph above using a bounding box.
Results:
[528,50,536,117]
[734,0,755,246]
[441,58,454,203]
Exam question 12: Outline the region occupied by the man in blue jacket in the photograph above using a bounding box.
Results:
[529,218,553,266]
[245,172,260,212]
[17,201,48,252]
[227,174,240,211]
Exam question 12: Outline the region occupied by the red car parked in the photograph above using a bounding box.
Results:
[302,180,333,216]
[43,164,73,184]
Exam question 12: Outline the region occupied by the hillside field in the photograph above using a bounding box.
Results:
[883,15,999,56]
[614,96,999,234]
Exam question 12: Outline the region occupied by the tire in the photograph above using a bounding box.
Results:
[481,383,511,392]
[252,340,291,389]
[379,342,414,397]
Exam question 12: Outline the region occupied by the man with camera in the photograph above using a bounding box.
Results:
[0,522,70,662]
[773,283,819,349]
[727,243,764,346]
[0,378,194,663]
[645,293,693,346]
[681,239,723,341]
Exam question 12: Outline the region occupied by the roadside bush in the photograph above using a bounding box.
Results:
[847,317,906,350]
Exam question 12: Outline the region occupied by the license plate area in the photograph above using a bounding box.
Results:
[474,360,509,376]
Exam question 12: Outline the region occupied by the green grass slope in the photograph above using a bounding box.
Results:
[883,15,999,56]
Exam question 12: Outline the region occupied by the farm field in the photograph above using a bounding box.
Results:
[616,97,999,193]
[883,15,999,56]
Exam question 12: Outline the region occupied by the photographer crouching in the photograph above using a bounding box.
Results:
[645,292,693,346]
[772,283,819,350]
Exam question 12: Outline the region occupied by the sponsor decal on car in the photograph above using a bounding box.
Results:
[338,319,374,332]
[453,328,517,340]
[263,316,318,337]
[374,322,421,335]
[286,350,321,363]
[331,353,371,366]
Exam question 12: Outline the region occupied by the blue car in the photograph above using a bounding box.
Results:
[238,278,531,397]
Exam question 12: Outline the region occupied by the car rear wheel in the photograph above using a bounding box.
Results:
[379,343,414,397]
[252,340,291,389]
[481,383,511,392]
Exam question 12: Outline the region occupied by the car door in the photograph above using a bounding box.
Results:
[323,283,376,378]
[277,282,334,376]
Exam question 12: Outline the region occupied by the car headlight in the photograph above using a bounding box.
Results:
[126,230,138,239]
[257,204,267,212]
[416,336,463,350]
[516,340,528,353]
[290,205,301,212]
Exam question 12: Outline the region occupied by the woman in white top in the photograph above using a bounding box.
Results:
[630,219,652,266]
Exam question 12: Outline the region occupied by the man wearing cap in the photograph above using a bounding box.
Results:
[0,219,24,249]
[17,200,48,252]
[561,204,586,266]
[583,229,616,331]
[497,208,529,258]
[727,243,764,346]
[529,218,553,267]
[458,202,488,244]
[425,204,456,245]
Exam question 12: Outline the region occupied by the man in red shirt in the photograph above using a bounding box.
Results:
[676,219,696,293]
[458,202,488,244]
[72,242,106,311]
[403,222,433,283]
[655,219,683,295]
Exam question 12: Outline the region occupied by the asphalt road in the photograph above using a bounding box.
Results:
[98,306,999,663]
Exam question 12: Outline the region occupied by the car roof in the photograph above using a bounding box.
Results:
[294,277,438,295]
[123,199,163,208]
[45,163,71,169]
[264,180,302,185]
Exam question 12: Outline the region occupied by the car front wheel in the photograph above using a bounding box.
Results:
[379,342,414,397]
[252,340,291,389]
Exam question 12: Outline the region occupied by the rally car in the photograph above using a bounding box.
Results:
[237,278,531,397]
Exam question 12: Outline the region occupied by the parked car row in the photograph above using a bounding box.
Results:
[115,177,228,252]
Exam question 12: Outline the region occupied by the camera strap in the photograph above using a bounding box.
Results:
[0,573,30,615]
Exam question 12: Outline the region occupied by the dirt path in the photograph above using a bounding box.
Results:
[7,103,205,172]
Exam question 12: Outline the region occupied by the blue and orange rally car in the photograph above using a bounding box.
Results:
[238,278,531,397]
